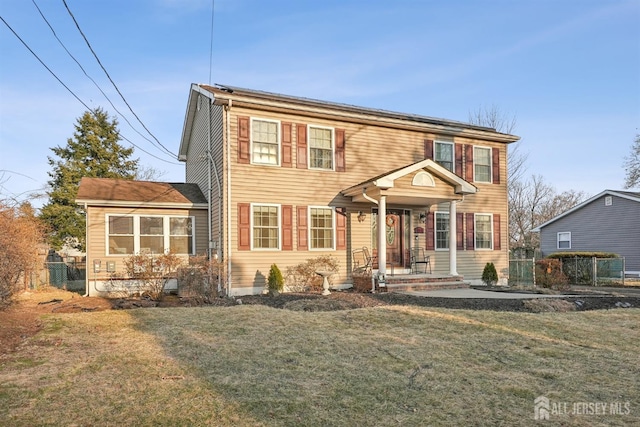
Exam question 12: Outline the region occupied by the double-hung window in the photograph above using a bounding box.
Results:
[309,126,334,170]
[474,146,492,183]
[435,212,450,249]
[107,215,195,255]
[310,207,334,249]
[435,141,454,172]
[475,214,493,250]
[252,204,280,249]
[557,232,571,249]
[252,119,279,165]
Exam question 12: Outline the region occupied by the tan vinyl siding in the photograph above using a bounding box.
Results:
[85,206,208,281]
[222,105,510,292]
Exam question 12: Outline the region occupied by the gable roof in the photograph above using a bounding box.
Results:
[178,83,520,160]
[76,177,207,208]
[531,190,640,232]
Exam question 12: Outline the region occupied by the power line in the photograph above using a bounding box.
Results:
[31,0,177,162]
[61,0,176,159]
[0,15,92,111]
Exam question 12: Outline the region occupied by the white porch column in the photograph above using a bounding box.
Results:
[449,200,458,276]
[377,194,387,278]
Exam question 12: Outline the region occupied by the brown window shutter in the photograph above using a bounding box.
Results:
[466,213,475,250]
[281,122,292,168]
[493,213,501,250]
[237,116,250,164]
[465,144,474,181]
[282,205,293,250]
[455,144,463,178]
[456,212,464,250]
[492,147,500,184]
[335,129,346,172]
[296,124,307,169]
[297,206,308,250]
[336,209,346,249]
[424,139,434,160]
[238,203,251,250]
[425,212,435,250]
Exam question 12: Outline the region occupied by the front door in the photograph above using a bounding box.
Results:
[373,209,409,269]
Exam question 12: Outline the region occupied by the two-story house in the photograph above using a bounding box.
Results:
[177,84,519,296]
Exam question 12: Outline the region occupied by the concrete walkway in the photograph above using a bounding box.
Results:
[402,288,579,299]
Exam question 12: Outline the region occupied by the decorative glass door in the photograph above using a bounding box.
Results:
[372,209,410,269]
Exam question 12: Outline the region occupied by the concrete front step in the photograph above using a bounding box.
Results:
[382,281,470,292]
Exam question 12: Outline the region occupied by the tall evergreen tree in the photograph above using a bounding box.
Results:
[40,108,138,250]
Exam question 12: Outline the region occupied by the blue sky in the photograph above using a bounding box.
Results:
[1,0,639,208]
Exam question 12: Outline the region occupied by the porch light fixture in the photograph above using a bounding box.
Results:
[357,211,367,223]
[419,212,427,222]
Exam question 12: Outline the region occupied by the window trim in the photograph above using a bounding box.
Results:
[474,213,493,250]
[308,205,336,250]
[434,140,455,173]
[435,211,450,250]
[250,117,281,166]
[557,232,571,249]
[473,145,492,183]
[105,214,195,256]
[250,203,281,251]
[307,124,335,171]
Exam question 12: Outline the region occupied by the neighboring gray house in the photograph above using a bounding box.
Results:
[532,190,640,275]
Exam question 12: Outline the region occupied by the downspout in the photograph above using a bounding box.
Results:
[207,97,213,259]
[225,100,233,297]
[83,202,89,297]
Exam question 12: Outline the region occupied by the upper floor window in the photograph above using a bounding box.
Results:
[310,207,334,249]
[107,215,194,255]
[435,212,450,249]
[252,204,280,249]
[474,146,492,183]
[309,126,334,170]
[557,232,571,249]
[435,141,454,172]
[475,214,493,250]
[252,119,279,165]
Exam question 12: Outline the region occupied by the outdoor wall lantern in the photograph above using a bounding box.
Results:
[357,211,367,223]
[419,212,427,222]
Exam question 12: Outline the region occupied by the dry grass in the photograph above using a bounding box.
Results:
[1,303,639,426]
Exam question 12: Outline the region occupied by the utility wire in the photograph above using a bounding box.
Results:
[32,0,177,163]
[61,0,176,159]
[0,15,92,111]
[209,0,215,85]
[1,15,180,166]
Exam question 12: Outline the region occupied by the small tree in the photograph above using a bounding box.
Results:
[481,262,498,286]
[267,264,284,294]
[623,133,640,189]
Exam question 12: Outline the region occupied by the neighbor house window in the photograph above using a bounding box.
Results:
[435,212,450,249]
[252,204,279,249]
[557,232,571,249]
[310,207,334,249]
[309,126,333,170]
[474,146,492,183]
[475,214,493,249]
[252,119,279,165]
[435,141,454,172]
[106,215,195,255]
[108,216,134,255]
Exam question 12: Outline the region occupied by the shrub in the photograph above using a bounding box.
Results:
[352,271,373,293]
[177,255,226,301]
[481,262,498,286]
[122,252,184,300]
[535,259,569,291]
[267,264,284,293]
[285,255,339,292]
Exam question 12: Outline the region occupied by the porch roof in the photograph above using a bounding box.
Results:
[341,159,477,206]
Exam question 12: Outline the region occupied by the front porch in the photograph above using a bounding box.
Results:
[376,272,470,293]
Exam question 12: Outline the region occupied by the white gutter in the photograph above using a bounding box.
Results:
[225,100,233,296]
[361,187,378,205]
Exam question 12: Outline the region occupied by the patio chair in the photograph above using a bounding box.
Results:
[352,247,372,274]
[410,247,431,274]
